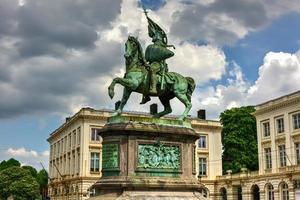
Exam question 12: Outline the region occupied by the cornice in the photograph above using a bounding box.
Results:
[252,91,300,116]
[48,108,222,141]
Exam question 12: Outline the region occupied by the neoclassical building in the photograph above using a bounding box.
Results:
[214,90,300,200]
[47,108,223,200]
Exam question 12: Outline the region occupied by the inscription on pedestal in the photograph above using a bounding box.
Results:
[102,143,119,170]
[137,144,181,170]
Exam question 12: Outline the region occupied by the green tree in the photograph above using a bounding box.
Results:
[37,169,48,189]
[0,158,21,171]
[22,165,38,178]
[0,166,41,200]
[220,106,258,174]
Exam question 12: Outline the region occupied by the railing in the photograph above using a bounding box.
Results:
[216,170,259,180]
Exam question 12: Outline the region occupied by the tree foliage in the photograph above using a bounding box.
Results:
[0,158,21,171]
[36,169,48,189]
[22,165,38,178]
[0,166,41,200]
[220,106,258,174]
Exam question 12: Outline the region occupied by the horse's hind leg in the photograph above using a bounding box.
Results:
[113,88,132,116]
[175,92,192,121]
[153,96,172,118]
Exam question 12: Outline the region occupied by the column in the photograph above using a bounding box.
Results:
[269,118,277,173]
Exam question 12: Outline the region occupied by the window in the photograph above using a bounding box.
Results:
[72,154,75,175]
[77,152,80,173]
[220,187,227,200]
[64,136,67,152]
[198,135,206,148]
[53,144,56,157]
[91,128,100,141]
[293,113,300,130]
[198,158,207,176]
[296,143,300,165]
[281,183,289,200]
[57,141,60,155]
[278,145,286,167]
[68,156,71,174]
[50,145,53,159]
[277,118,284,133]
[61,139,63,153]
[267,184,274,200]
[73,130,76,147]
[68,134,71,149]
[90,152,100,172]
[263,122,270,137]
[265,148,272,169]
[77,127,81,145]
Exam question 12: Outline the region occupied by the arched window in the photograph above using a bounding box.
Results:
[251,184,260,200]
[266,184,274,200]
[220,187,227,200]
[281,182,289,200]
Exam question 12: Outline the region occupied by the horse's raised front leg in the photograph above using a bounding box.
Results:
[108,77,139,99]
[113,88,132,116]
[175,92,192,121]
[108,78,117,99]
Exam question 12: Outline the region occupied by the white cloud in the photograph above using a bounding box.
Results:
[247,50,300,104]
[169,43,226,84]
[1,147,49,170]
[0,0,299,121]
[192,50,300,119]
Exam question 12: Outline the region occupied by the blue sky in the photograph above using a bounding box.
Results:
[0,0,300,169]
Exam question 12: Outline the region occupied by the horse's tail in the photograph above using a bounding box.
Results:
[185,77,195,101]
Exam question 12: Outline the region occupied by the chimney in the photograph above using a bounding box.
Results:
[65,117,71,122]
[150,104,158,115]
[197,109,206,120]
[115,101,121,110]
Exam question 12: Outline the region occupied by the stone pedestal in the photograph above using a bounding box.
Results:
[89,116,204,200]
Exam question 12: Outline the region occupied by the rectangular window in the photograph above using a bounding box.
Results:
[265,148,272,169]
[53,144,56,156]
[68,134,71,149]
[72,154,75,175]
[57,141,60,155]
[263,122,270,137]
[293,113,300,130]
[77,152,80,173]
[77,127,81,145]
[198,158,207,176]
[91,128,100,141]
[276,118,284,134]
[68,156,71,174]
[278,145,286,167]
[64,136,67,152]
[296,143,300,165]
[198,135,207,148]
[73,130,76,147]
[61,139,64,153]
[90,152,100,172]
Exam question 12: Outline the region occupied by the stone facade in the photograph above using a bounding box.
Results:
[47,108,222,200]
[214,90,300,200]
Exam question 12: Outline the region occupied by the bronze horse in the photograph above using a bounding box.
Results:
[108,36,195,120]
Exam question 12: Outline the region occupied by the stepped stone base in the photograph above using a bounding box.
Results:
[89,116,203,199]
[89,190,206,200]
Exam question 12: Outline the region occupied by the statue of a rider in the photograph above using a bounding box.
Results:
[140,9,175,104]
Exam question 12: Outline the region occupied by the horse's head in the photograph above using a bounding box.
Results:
[124,36,145,68]
[124,36,138,59]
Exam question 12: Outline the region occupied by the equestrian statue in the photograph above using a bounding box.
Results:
[108,9,195,121]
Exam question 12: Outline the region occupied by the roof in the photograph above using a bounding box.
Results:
[47,107,221,141]
[253,90,300,116]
